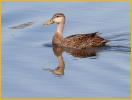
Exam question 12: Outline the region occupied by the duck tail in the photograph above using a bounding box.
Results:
[91,32,102,36]
[102,39,110,44]
[95,32,102,35]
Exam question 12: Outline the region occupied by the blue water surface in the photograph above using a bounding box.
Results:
[2,2,130,98]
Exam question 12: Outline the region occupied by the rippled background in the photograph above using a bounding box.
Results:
[2,2,130,98]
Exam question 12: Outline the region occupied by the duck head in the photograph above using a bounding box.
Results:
[44,13,65,26]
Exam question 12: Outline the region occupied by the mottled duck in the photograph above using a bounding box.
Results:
[44,13,108,49]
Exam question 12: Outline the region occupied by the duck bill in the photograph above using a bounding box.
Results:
[44,19,54,27]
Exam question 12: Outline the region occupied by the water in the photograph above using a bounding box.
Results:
[2,2,130,98]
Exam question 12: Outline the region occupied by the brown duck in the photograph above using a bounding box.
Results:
[44,13,108,49]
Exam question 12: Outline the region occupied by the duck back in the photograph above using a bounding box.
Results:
[62,32,108,49]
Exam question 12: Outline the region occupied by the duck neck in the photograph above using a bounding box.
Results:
[56,22,64,35]
[53,22,64,45]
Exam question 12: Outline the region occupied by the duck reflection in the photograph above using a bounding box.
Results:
[52,45,65,76]
[44,45,101,76]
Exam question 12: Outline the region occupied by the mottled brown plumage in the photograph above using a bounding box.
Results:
[44,13,108,49]
[62,32,107,49]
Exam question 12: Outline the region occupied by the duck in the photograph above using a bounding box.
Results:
[44,13,108,49]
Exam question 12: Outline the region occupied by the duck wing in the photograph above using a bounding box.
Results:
[62,32,107,49]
